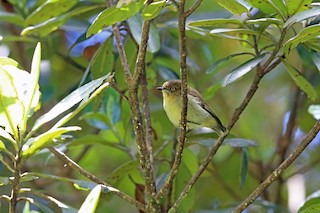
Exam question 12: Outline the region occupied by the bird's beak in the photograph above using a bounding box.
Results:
[156,86,164,90]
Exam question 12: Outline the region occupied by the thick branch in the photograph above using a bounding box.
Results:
[233,121,320,213]
[48,147,146,211]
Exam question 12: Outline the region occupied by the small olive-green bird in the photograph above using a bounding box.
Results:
[157,80,226,136]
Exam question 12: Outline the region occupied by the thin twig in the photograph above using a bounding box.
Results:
[48,147,146,211]
[185,0,203,17]
[233,121,320,213]
[156,0,188,201]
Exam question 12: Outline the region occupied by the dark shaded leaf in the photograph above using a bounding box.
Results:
[240,148,248,188]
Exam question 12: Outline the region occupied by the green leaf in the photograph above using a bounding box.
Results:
[21,16,67,37]
[240,148,248,188]
[206,52,251,74]
[0,11,26,27]
[0,57,19,67]
[299,190,320,213]
[272,0,287,18]
[287,0,312,16]
[215,0,248,16]
[0,127,16,147]
[91,37,114,79]
[87,0,145,37]
[0,65,24,138]
[308,105,320,120]
[311,52,320,73]
[283,25,320,55]
[26,0,78,25]
[22,126,81,158]
[78,185,102,213]
[222,54,266,87]
[210,28,260,35]
[21,43,41,134]
[224,138,258,148]
[127,15,160,53]
[142,0,166,20]
[0,140,5,151]
[51,80,112,130]
[188,18,243,27]
[106,160,140,185]
[245,18,283,26]
[283,60,318,100]
[247,0,278,14]
[31,75,109,132]
[284,8,320,28]
[0,176,10,186]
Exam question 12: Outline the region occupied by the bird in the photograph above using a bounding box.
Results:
[157,80,226,136]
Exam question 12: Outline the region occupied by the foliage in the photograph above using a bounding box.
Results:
[0,0,319,212]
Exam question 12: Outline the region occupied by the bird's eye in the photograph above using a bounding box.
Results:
[170,87,175,92]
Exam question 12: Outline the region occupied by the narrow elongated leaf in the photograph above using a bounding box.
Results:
[51,81,111,129]
[142,0,166,20]
[215,0,248,16]
[287,0,312,16]
[21,16,67,37]
[22,5,102,37]
[22,126,81,158]
[189,19,243,27]
[26,0,78,25]
[308,105,320,120]
[0,66,24,138]
[240,148,248,188]
[222,54,266,87]
[0,11,26,27]
[284,8,320,28]
[87,0,145,37]
[127,15,160,53]
[283,60,318,100]
[283,25,320,55]
[210,28,259,35]
[206,52,251,74]
[224,138,258,147]
[31,75,109,132]
[245,18,283,26]
[78,185,102,213]
[21,43,41,133]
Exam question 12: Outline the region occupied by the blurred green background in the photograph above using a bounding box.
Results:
[0,0,320,212]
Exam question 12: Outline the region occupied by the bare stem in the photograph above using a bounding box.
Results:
[233,121,320,213]
[48,147,146,211]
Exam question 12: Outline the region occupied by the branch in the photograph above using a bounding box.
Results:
[233,121,320,213]
[169,57,282,211]
[48,147,146,211]
[185,0,203,17]
[156,0,188,201]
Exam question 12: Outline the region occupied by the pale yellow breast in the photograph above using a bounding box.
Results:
[163,93,182,127]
